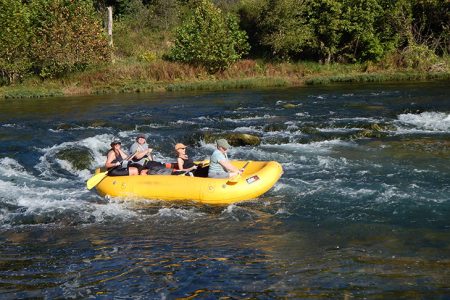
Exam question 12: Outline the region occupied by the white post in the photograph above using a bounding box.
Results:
[107,6,113,47]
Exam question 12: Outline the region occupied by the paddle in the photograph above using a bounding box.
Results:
[193,159,209,167]
[86,151,138,190]
[227,161,250,183]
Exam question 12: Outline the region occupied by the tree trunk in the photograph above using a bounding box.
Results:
[107,6,113,47]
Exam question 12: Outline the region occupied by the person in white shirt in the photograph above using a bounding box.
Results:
[129,133,171,175]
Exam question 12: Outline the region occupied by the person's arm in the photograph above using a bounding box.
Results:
[136,148,151,160]
[218,159,239,173]
[105,151,120,169]
[130,144,151,160]
[177,157,184,170]
[118,148,129,159]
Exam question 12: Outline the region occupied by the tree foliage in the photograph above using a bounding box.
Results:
[0,0,31,84]
[410,0,450,55]
[239,0,448,63]
[256,0,314,60]
[1,0,448,85]
[0,0,111,84]
[29,0,111,78]
[168,0,249,72]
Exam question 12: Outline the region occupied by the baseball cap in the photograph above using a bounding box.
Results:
[136,133,147,140]
[110,139,121,146]
[175,143,187,150]
[216,139,231,149]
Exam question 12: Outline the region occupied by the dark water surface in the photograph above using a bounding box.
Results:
[0,82,449,298]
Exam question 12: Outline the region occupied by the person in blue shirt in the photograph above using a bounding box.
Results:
[208,139,241,178]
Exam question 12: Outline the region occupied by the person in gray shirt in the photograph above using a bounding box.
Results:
[130,133,171,175]
[208,139,241,178]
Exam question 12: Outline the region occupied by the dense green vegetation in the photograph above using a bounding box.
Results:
[0,0,109,85]
[167,0,249,72]
[0,0,449,98]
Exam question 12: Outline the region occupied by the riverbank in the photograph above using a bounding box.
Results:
[1,59,449,99]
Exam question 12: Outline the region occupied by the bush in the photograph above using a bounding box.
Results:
[139,51,158,62]
[400,44,439,71]
[0,0,31,84]
[167,0,249,73]
[29,0,111,78]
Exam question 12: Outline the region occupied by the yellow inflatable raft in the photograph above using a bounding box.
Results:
[94,161,283,205]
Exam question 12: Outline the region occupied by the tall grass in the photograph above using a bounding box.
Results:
[167,78,288,92]
[305,72,450,85]
[0,86,63,98]
[1,57,449,99]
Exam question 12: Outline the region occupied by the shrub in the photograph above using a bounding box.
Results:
[0,0,31,84]
[400,44,439,71]
[167,0,250,73]
[139,51,158,62]
[29,0,111,78]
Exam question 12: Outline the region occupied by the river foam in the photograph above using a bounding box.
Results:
[397,111,450,132]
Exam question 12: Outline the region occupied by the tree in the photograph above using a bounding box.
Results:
[339,0,385,62]
[0,0,31,84]
[256,0,315,60]
[168,0,249,72]
[251,0,396,63]
[410,0,449,55]
[29,0,111,78]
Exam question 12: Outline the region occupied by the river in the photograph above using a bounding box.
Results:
[0,81,449,298]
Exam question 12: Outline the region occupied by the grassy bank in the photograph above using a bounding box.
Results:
[1,59,449,99]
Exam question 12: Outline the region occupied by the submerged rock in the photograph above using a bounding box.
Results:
[56,147,94,170]
[263,136,291,145]
[282,103,297,109]
[300,126,321,135]
[55,123,77,130]
[226,133,261,146]
[202,132,261,146]
[345,103,386,111]
[88,120,107,128]
[369,139,450,159]
[263,123,288,132]
[350,123,395,139]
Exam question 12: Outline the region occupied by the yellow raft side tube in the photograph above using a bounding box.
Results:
[95,161,283,205]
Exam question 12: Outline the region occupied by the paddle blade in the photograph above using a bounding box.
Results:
[86,171,108,190]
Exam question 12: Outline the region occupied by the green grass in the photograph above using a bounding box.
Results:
[166,77,289,92]
[0,86,63,99]
[92,82,158,94]
[305,72,450,85]
[1,58,449,99]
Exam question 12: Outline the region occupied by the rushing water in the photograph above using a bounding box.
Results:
[0,81,449,298]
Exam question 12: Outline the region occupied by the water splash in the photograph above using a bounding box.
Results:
[397,112,450,132]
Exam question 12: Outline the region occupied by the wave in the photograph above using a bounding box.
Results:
[223,115,277,122]
[261,139,354,151]
[397,112,450,132]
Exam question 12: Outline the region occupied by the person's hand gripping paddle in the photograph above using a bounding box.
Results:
[86,151,138,190]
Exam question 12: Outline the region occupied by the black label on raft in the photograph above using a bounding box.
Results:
[246,175,260,184]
